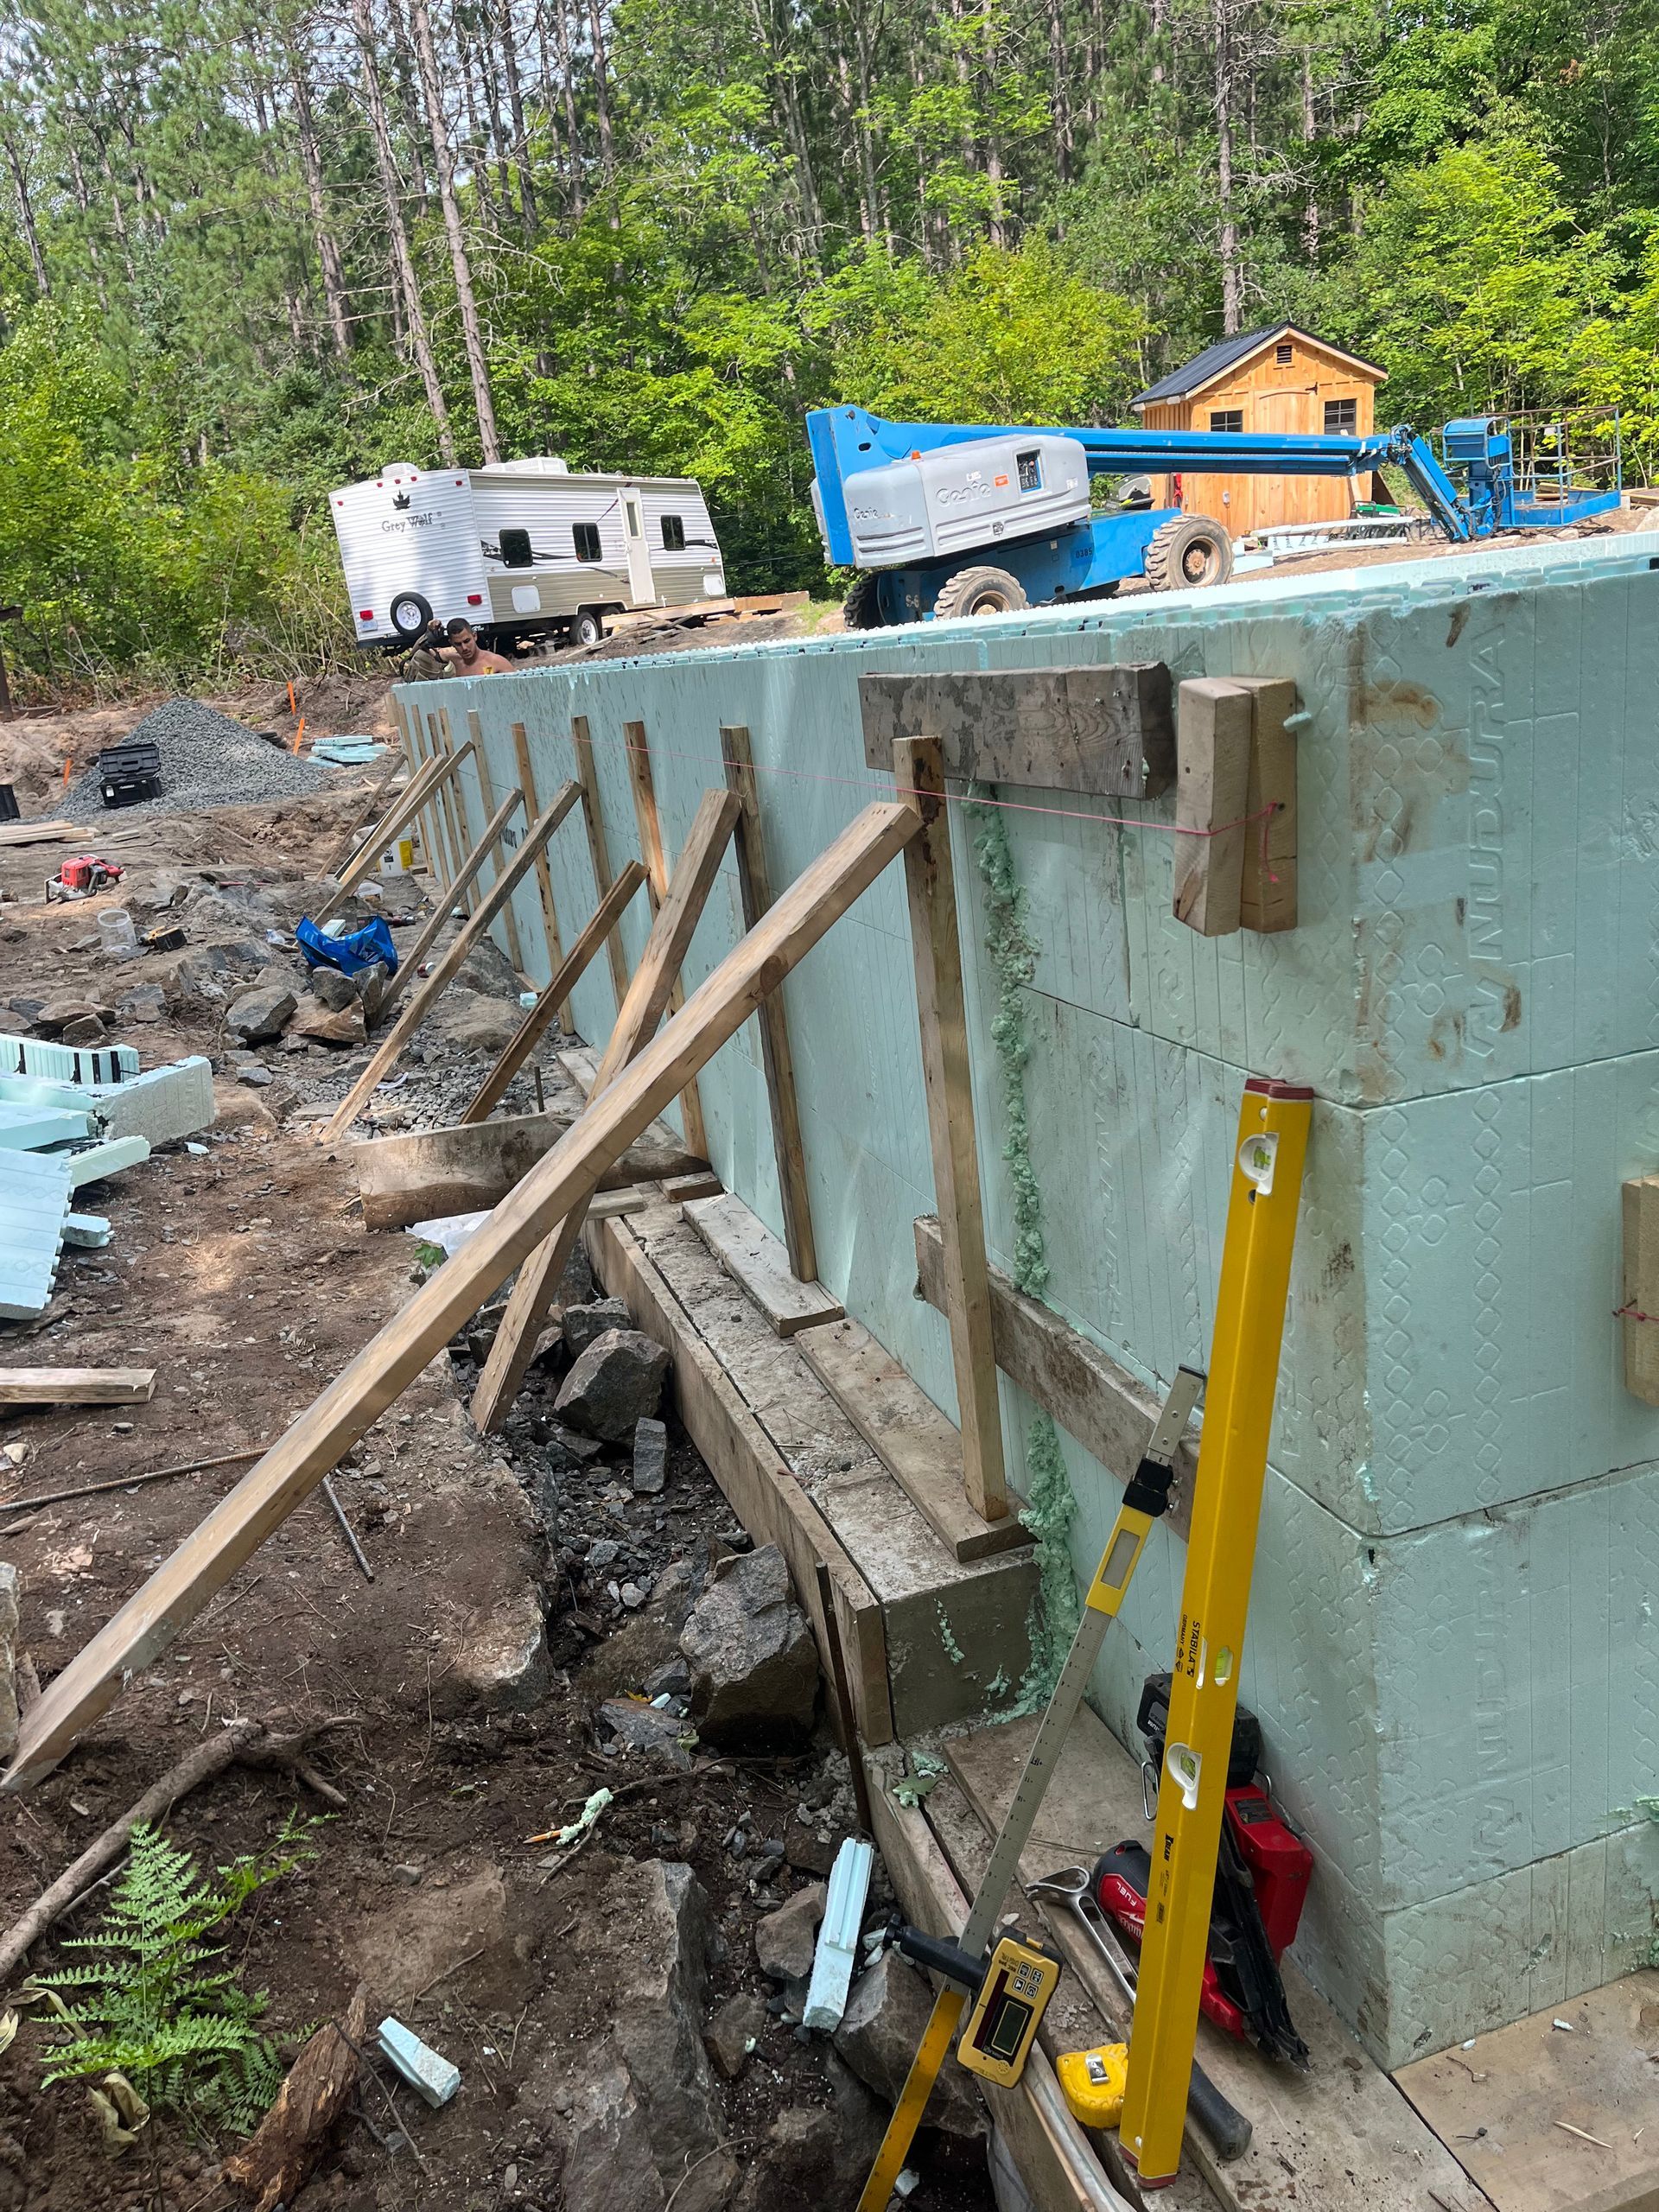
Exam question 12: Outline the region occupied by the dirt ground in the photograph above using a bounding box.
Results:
[0,752,994,2212]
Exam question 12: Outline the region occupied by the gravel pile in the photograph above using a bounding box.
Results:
[69,697,329,818]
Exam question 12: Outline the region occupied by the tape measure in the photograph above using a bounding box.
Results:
[1057,2041,1128,2128]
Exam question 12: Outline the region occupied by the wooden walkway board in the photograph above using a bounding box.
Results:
[0,1368,156,1406]
[795,1315,1032,1562]
[1395,1972,1659,2212]
[682,1192,842,1338]
[945,1708,1494,2212]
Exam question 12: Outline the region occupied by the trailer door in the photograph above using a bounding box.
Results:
[620,489,657,606]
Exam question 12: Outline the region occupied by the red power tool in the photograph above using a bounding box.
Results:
[1093,1672,1312,2066]
[48,855,125,901]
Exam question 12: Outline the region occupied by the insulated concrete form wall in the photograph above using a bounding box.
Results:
[401,528,1659,2069]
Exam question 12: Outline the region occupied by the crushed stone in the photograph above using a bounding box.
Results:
[68,697,330,818]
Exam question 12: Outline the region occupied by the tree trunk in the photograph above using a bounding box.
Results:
[386,0,434,197]
[587,0,616,184]
[1212,0,1243,332]
[499,0,539,233]
[1300,46,1319,264]
[554,0,582,210]
[288,48,353,363]
[457,48,500,232]
[351,0,458,461]
[408,0,502,460]
[1047,0,1071,185]
[2,135,50,296]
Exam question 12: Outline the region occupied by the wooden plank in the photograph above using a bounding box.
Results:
[913,1212,1198,1540]
[1172,677,1253,938]
[865,1743,1135,2212]
[895,734,1008,1523]
[623,716,710,1159]
[430,710,474,911]
[946,1709,1495,2212]
[1231,676,1298,933]
[860,665,1175,796]
[591,1210,893,1746]
[1395,1973,1659,2212]
[354,1104,705,1230]
[467,712,526,972]
[0,1369,156,1406]
[460,861,648,1124]
[404,704,446,885]
[311,741,466,924]
[1622,1177,1659,1405]
[510,720,566,1004]
[721,723,818,1283]
[3,794,919,1789]
[376,784,524,1015]
[471,788,743,1432]
[662,1170,724,1203]
[681,1192,842,1338]
[321,781,580,1140]
[0,818,75,848]
[795,1315,1032,1562]
[321,746,404,880]
[572,715,630,1010]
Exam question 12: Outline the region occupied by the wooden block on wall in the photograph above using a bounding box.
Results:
[859,665,1174,797]
[1172,677,1253,937]
[1231,675,1298,932]
[1623,1175,1659,1404]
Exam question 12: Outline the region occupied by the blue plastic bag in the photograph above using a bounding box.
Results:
[296,913,400,978]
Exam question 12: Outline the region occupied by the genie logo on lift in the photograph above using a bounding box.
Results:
[936,474,996,508]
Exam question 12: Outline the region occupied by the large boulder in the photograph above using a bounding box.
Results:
[834,1950,985,2141]
[226,980,296,1043]
[560,1860,723,2212]
[555,1328,669,1442]
[678,1545,817,1751]
[754,1882,826,1982]
[289,998,366,1046]
[562,1298,633,1362]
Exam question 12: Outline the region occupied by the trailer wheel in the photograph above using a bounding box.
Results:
[1143,515,1233,592]
[389,590,435,640]
[932,565,1029,621]
[842,573,884,630]
[574,607,605,648]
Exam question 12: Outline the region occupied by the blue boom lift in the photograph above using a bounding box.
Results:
[805,405,1623,625]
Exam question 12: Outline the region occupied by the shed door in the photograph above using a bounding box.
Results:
[621,491,657,605]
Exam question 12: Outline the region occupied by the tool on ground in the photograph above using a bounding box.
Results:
[1094,1675,1311,2064]
[1056,2041,1128,2128]
[1026,1867,1251,2161]
[321,1475,375,1582]
[46,855,124,901]
[885,1923,1062,2087]
[855,1360,1204,2212]
[1119,1078,1313,2185]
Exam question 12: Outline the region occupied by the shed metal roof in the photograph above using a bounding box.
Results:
[1131,326,1387,410]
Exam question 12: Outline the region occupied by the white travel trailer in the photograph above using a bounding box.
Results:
[329,456,728,652]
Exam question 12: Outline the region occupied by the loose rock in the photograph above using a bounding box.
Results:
[632,1416,668,1496]
[755,1881,827,1982]
[60,1014,106,1046]
[289,999,366,1046]
[563,1299,633,1362]
[598,1697,693,1770]
[227,981,297,1044]
[705,1990,769,2082]
[555,1328,670,1442]
[307,966,359,1012]
[679,1543,818,1751]
[834,1951,985,2140]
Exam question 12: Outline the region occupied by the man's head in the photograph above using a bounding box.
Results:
[446,618,480,658]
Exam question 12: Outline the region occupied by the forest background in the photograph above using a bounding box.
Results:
[0,0,1656,684]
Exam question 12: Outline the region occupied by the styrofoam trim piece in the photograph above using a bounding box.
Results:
[0,1149,73,1317]
[378,2017,460,2107]
[0,1058,214,1146]
[67,1136,149,1188]
[0,1032,139,1085]
[63,1212,111,1248]
[0,1103,93,1150]
[802,1836,875,2031]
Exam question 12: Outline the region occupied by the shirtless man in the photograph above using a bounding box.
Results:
[404,617,513,678]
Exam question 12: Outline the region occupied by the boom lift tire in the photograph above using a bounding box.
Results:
[931,564,1030,621]
[1143,515,1234,592]
[842,572,885,630]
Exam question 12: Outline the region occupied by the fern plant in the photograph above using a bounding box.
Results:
[33,1813,322,2139]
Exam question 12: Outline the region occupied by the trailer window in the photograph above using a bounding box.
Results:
[1324,398,1357,434]
[499,526,533,568]
[573,522,602,563]
[1210,410,1244,434]
[1016,449,1043,493]
[660,514,686,551]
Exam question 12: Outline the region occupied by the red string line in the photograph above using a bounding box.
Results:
[1614,1304,1658,1324]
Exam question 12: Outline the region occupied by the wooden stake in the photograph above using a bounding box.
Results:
[624,715,709,1158]
[894,735,1007,1524]
[471,787,742,1432]
[434,709,478,914]
[461,860,648,1124]
[1172,678,1253,938]
[510,721,567,1003]
[468,711,526,973]
[572,715,631,1010]
[1230,676,1299,934]
[4,797,918,1789]
[376,785,524,1016]
[320,747,403,880]
[312,741,467,925]
[321,782,579,1139]
[721,723,818,1284]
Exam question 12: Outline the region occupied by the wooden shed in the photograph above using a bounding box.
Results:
[1131,325,1387,536]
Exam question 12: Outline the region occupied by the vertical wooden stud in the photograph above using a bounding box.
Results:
[893,735,1008,1525]
[511,721,567,1002]
[624,717,709,1159]
[1623,1176,1659,1405]
[722,723,818,1285]
[426,710,467,895]
[572,715,631,1013]
[436,708,480,914]
[1232,676,1299,934]
[1172,678,1253,938]
[468,711,526,974]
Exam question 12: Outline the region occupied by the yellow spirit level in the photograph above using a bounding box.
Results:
[1119,1077,1312,2186]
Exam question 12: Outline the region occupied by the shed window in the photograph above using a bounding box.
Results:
[573,521,602,563]
[1275,341,1294,366]
[499,526,532,569]
[1324,398,1358,434]
[1210,409,1244,434]
[660,514,686,551]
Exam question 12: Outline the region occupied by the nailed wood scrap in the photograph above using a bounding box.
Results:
[0,1369,156,1406]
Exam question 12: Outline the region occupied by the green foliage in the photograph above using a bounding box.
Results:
[34,1815,321,2139]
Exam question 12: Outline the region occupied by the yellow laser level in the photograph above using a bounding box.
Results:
[1119,1077,1312,2186]
[886,1924,1061,2087]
